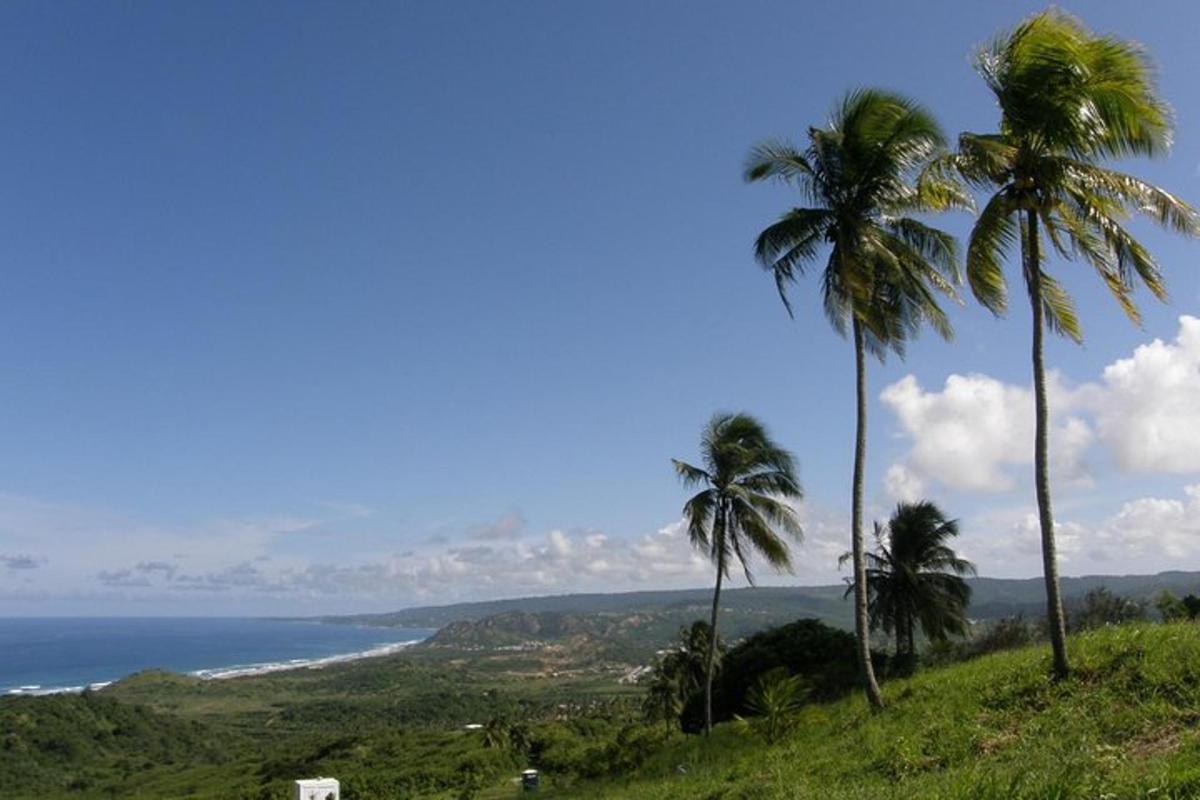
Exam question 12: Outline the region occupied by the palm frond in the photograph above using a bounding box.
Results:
[966,190,1017,315]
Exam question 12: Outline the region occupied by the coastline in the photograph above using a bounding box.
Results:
[3,636,426,697]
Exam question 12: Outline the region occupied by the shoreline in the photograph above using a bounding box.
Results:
[3,637,425,697]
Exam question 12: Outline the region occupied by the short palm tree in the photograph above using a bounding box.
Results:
[480,716,509,750]
[673,412,803,734]
[736,669,808,744]
[844,501,975,672]
[745,89,967,708]
[941,10,1200,678]
[642,621,715,731]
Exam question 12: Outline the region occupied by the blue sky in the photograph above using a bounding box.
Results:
[1,1,1198,615]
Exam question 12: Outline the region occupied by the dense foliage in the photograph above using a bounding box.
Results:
[679,619,873,732]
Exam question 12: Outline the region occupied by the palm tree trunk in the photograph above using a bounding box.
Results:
[1025,209,1070,680]
[705,534,724,736]
[852,318,885,709]
[894,611,913,674]
[906,612,915,670]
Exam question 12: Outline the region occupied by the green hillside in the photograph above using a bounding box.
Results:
[0,692,232,797]
[539,622,1200,799]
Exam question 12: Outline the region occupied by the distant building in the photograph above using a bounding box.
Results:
[294,777,339,800]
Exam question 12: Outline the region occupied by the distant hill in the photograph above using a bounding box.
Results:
[317,584,849,630]
[321,571,1200,652]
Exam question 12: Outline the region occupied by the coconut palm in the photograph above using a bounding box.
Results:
[673,412,803,734]
[939,10,1200,677]
[642,621,717,731]
[745,89,966,708]
[844,501,975,672]
[480,716,509,750]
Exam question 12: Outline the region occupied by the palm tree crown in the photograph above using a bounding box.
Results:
[673,412,802,733]
[847,501,975,667]
[953,9,1200,333]
[744,88,967,356]
[673,413,803,583]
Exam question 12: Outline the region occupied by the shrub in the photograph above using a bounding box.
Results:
[679,618,876,733]
[734,668,808,744]
[1068,588,1146,632]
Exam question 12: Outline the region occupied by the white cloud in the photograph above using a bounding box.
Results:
[880,372,1092,494]
[884,463,925,503]
[957,482,1200,577]
[1091,316,1200,473]
[1094,484,1200,559]
[546,529,572,558]
[881,316,1200,499]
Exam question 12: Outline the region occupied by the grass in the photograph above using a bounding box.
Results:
[542,623,1200,799]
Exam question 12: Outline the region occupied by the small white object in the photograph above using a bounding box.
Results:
[294,777,339,800]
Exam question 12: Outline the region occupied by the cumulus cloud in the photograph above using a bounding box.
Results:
[881,371,1092,494]
[1091,316,1200,473]
[1094,484,1200,559]
[884,464,926,504]
[957,481,1200,576]
[71,505,859,607]
[881,316,1200,498]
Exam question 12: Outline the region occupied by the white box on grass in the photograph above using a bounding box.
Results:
[294,777,339,800]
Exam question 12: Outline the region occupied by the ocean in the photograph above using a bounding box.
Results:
[0,617,432,695]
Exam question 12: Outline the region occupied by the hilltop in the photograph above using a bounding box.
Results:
[539,622,1200,799]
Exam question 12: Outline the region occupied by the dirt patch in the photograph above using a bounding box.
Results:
[1126,725,1184,759]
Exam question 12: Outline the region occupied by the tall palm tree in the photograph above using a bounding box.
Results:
[673,412,803,734]
[844,501,975,671]
[942,10,1200,678]
[745,89,967,708]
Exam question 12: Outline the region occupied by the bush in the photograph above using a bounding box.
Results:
[734,668,808,743]
[1155,590,1189,622]
[1069,588,1146,632]
[971,615,1037,656]
[679,618,877,733]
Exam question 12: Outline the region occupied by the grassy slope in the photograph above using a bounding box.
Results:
[544,623,1200,800]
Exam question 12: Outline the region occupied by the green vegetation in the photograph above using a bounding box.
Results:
[672,411,803,733]
[1,646,644,799]
[641,622,713,732]
[679,618,865,733]
[547,623,1200,799]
